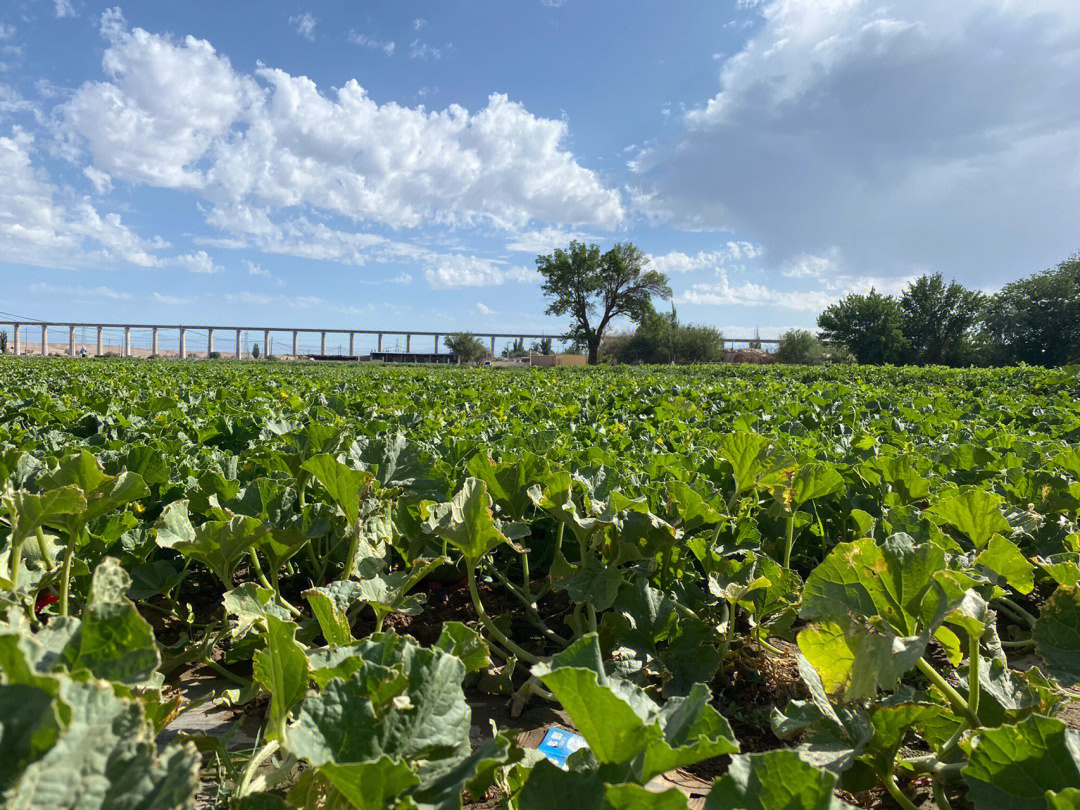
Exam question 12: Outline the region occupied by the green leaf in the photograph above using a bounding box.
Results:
[639,682,739,782]
[963,715,1080,810]
[705,750,854,809]
[304,587,355,646]
[553,552,624,611]
[1034,587,1080,685]
[318,757,419,810]
[927,490,1011,548]
[252,614,309,739]
[977,535,1036,595]
[534,666,662,764]
[789,464,845,507]
[423,478,511,566]
[10,677,200,810]
[159,512,268,587]
[797,618,926,701]
[435,621,491,673]
[302,454,373,526]
[716,433,773,496]
[800,535,947,636]
[1,486,86,545]
[1047,788,1080,809]
[606,783,690,810]
[517,760,606,810]
[0,684,62,794]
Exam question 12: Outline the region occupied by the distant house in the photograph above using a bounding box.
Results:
[530,353,587,367]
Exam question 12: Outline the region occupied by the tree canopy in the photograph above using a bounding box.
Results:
[443,333,489,365]
[899,273,983,365]
[537,241,671,364]
[817,289,907,364]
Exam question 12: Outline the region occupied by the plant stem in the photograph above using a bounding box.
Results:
[916,657,981,726]
[58,520,84,617]
[782,513,795,569]
[587,603,598,635]
[341,521,360,581]
[248,549,301,617]
[35,527,54,569]
[881,767,921,810]
[999,638,1035,649]
[968,633,980,717]
[202,656,251,687]
[467,566,540,664]
[490,567,569,645]
[521,551,531,596]
[237,739,279,798]
[997,596,1037,629]
[932,777,955,810]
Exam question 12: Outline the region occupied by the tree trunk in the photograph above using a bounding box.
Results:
[587,340,600,365]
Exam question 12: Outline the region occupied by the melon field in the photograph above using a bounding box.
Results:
[2,358,1080,810]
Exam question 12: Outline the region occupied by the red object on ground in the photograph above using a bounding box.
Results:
[35,591,59,613]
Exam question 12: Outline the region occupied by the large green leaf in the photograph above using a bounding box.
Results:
[977,535,1035,595]
[1034,587,1080,686]
[927,490,1011,548]
[423,478,511,566]
[963,715,1080,810]
[0,684,62,794]
[800,535,948,636]
[716,433,773,497]
[9,677,200,809]
[705,750,854,809]
[318,757,419,810]
[157,510,268,586]
[797,617,926,701]
[252,614,309,739]
[301,454,373,526]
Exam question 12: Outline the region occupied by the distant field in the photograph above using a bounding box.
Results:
[3,357,1080,809]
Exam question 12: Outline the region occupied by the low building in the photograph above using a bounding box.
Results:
[530,353,587,367]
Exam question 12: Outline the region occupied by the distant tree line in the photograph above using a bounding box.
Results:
[778,256,1080,367]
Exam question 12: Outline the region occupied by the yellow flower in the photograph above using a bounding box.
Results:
[133,503,145,514]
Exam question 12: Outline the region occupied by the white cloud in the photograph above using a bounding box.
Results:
[152,292,192,305]
[424,254,536,289]
[541,0,568,6]
[408,39,448,60]
[171,249,221,274]
[647,242,762,274]
[0,23,14,40]
[347,32,395,55]
[58,10,258,189]
[289,13,317,41]
[29,282,130,300]
[634,0,1080,286]
[222,290,370,316]
[245,259,270,277]
[0,127,174,270]
[54,0,77,18]
[413,18,426,30]
[505,227,598,254]
[476,302,496,315]
[82,165,112,193]
[58,14,622,231]
[676,265,915,312]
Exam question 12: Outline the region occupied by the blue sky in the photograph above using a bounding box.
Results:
[2,0,1080,344]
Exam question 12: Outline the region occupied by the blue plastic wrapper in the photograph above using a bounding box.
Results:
[535,726,588,769]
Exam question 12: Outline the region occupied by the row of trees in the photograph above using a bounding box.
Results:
[807,257,1080,366]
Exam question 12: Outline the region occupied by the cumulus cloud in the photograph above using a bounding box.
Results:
[289,13,317,41]
[476,302,496,315]
[0,127,172,269]
[54,0,77,18]
[347,32,394,55]
[505,227,598,254]
[647,242,761,274]
[57,12,622,232]
[633,0,1080,286]
[171,250,221,274]
[424,255,536,289]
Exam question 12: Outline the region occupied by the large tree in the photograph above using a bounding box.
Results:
[980,256,1080,366]
[898,273,983,365]
[817,289,907,364]
[537,241,671,364]
[443,333,489,365]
